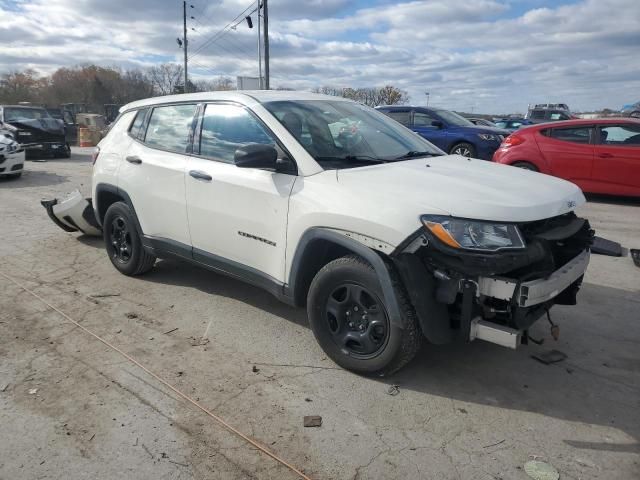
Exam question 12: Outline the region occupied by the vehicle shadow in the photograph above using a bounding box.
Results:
[0,170,68,188]
[77,235,104,249]
[134,257,640,448]
[142,258,309,329]
[586,193,640,206]
[391,281,640,450]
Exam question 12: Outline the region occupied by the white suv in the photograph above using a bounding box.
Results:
[91,91,592,375]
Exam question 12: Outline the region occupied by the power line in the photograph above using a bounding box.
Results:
[188,0,256,61]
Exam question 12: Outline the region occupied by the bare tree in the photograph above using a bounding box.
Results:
[192,76,235,92]
[147,63,184,96]
[313,85,409,107]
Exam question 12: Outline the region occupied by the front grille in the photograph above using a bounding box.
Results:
[18,130,64,144]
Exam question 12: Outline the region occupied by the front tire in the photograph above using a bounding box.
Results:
[103,202,155,276]
[450,142,476,158]
[59,144,71,158]
[307,255,421,376]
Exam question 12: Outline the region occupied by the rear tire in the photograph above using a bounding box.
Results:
[512,161,538,172]
[307,255,421,376]
[103,201,155,276]
[450,142,476,158]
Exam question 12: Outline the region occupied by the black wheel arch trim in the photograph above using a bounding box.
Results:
[94,183,144,236]
[286,228,404,329]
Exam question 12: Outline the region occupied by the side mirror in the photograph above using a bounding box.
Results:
[431,120,444,129]
[234,143,278,169]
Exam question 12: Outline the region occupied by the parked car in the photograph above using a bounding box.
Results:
[493,118,533,131]
[0,129,25,178]
[493,118,640,196]
[376,106,510,160]
[0,105,70,158]
[467,117,497,127]
[621,101,640,119]
[526,103,575,124]
[50,91,593,375]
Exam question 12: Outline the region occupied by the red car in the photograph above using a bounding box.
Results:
[493,118,640,196]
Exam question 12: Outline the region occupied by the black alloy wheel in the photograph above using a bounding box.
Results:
[108,215,132,264]
[324,282,390,358]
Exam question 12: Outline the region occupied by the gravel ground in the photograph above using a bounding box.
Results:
[0,149,638,479]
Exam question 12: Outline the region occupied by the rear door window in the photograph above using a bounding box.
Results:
[549,127,592,144]
[382,110,410,127]
[199,103,276,163]
[144,104,197,152]
[598,124,640,146]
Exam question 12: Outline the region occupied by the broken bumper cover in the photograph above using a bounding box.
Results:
[478,249,590,307]
[41,189,101,236]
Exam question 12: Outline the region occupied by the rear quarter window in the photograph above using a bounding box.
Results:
[128,109,147,139]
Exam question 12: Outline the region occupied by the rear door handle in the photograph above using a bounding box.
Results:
[597,152,613,158]
[126,155,142,164]
[189,170,212,181]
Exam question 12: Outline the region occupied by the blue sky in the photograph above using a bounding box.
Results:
[1,0,638,113]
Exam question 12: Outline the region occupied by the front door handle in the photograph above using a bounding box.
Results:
[126,155,142,164]
[189,170,212,181]
[597,152,613,158]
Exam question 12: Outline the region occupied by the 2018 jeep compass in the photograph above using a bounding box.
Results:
[89,91,592,375]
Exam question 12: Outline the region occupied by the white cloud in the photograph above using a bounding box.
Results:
[0,0,639,113]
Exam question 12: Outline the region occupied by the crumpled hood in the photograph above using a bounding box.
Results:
[336,155,585,223]
[3,118,64,135]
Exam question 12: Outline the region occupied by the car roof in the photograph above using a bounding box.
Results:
[377,105,438,110]
[1,104,47,110]
[526,117,640,128]
[120,90,351,113]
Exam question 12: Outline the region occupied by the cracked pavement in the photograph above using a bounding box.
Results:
[1,149,639,479]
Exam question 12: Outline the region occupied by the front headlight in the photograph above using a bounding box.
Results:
[421,215,525,251]
[477,133,498,141]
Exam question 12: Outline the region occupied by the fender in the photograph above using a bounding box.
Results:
[286,228,404,329]
[94,183,144,236]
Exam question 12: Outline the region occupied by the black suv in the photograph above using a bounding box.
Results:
[0,105,70,159]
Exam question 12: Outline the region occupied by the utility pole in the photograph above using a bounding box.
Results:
[183,0,188,93]
[257,0,262,88]
[263,0,269,89]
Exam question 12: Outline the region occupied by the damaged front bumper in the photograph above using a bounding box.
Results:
[41,189,101,236]
[394,213,593,349]
[477,249,590,308]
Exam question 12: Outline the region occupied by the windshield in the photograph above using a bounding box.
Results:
[4,107,52,122]
[433,109,475,127]
[263,100,443,169]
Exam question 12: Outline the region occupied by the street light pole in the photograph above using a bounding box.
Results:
[263,0,269,89]
[257,0,262,89]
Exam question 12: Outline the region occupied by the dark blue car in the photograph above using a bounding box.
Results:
[376,106,510,160]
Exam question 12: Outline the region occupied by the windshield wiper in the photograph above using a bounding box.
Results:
[315,155,388,164]
[392,151,442,160]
